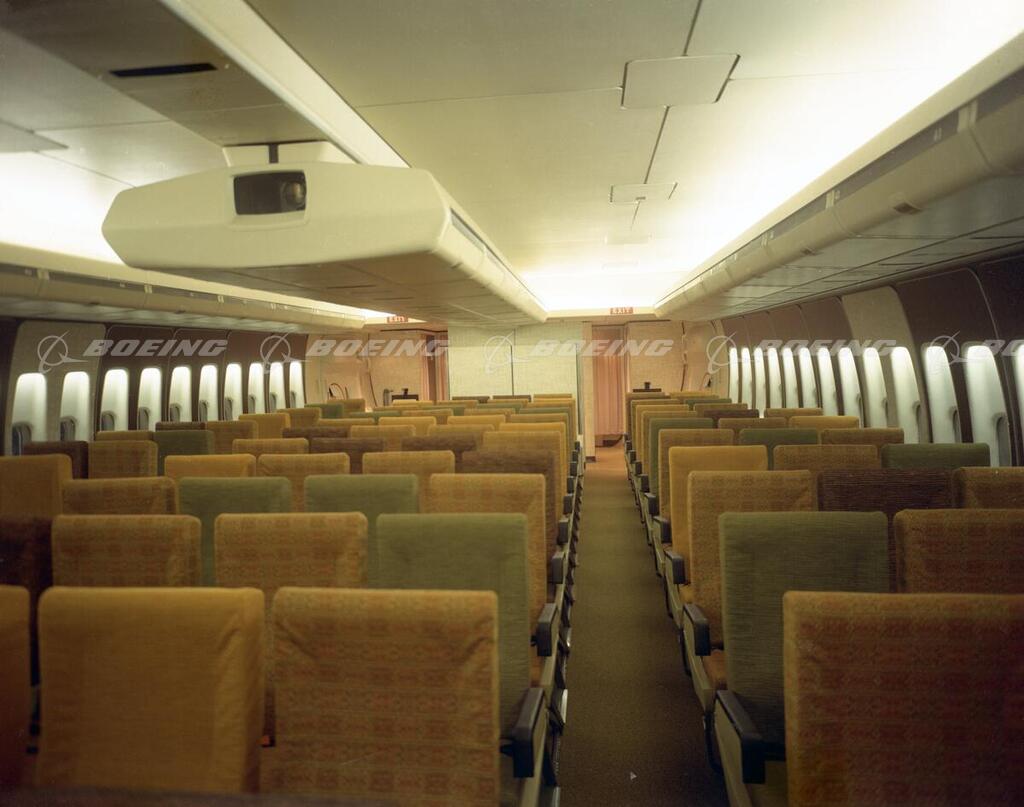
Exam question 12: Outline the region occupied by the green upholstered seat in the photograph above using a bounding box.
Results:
[647,417,715,495]
[881,442,990,470]
[738,428,818,469]
[153,429,214,475]
[178,477,292,585]
[305,403,346,419]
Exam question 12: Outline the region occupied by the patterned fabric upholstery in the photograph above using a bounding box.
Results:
[363,451,455,509]
[282,426,350,441]
[449,414,508,431]
[338,398,366,413]
[216,513,368,733]
[894,509,1024,594]
[773,444,880,476]
[52,514,201,586]
[520,404,577,445]
[821,427,904,454]
[702,408,760,424]
[348,424,416,452]
[403,407,454,424]
[164,454,255,481]
[720,512,889,747]
[268,588,498,804]
[23,441,88,478]
[155,421,207,431]
[304,403,345,419]
[654,425,729,505]
[428,423,496,449]
[0,519,51,683]
[0,455,71,517]
[179,477,292,584]
[400,434,477,470]
[819,469,954,589]
[257,453,350,511]
[693,402,750,417]
[498,422,568,477]
[37,587,264,793]
[0,585,29,787]
[717,417,787,438]
[628,400,685,441]
[738,428,818,470]
[88,440,158,479]
[689,471,816,646]
[783,591,1024,806]
[239,412,291,439]
[373,513,529,734]
[625,393,668,436]
[882,442,991,470]
[954,467,1024,508]
[94,430,155,442]
[395,415,437,436]
[510,412,574,458]
[788,415,860,432]
[764,407,823,419]
[281,408,319,429]
[307,437,383,473]
[153,430,214,474]
[635,406,692,465]
[667,447,767,567]
[318,417,376,430]
[426,474,548,633]
[231,438,308,458]
[62,477,178,515]
[206,420,257,454]
[483,431,563,490]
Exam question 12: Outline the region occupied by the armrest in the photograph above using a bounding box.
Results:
[625,438,633,453]
[631,460,643,476]
[502,687,546,778]
[716,691,768,784]
[627,449,636,464]
[652,516,671,544]
[570,459,579,477]
[664,548,685,585]
[643,492,659,516]
[567,476,576,495]
[557,516,570,545]
[533,603,557,657]
[563,493,573,516]
[548,548,566,584]
[682,603,711,656]
[638,474,650,493]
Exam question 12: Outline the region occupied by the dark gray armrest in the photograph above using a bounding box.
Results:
[717,691,767,784]
[644,492,659,516]
[548,549,566,584]
[562,494,573,516]
[664,548,685,585]
[533,603,557,657]
[567,476,576,494]
[652,516,671,544]
[570,459,579,477]
[557,516,570,545]
[625,439,633,453]
[503,687,546,778]
[638,474,650,493]
[631,460,643,476]
[683,603,711,656]
[627,449,636,463]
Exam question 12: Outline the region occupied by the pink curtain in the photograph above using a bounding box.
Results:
[593,326,625,435]
[434,333,449,402]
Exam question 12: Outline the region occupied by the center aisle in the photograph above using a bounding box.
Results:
[559,446,728,806]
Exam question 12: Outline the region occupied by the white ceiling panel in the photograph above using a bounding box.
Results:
[0,120,64,152]
[248,0,699,106]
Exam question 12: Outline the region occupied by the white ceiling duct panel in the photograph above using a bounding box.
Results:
[101,161,546,324]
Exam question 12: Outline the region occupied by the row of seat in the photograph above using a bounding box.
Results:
[622,392,1022,805]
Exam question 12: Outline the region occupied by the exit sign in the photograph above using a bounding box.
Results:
[386,315,409,323]
[609,307,634,315]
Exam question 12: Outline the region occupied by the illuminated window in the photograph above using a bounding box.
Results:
[728,347,740,403]
[837,348,863,423]
[59,371,90,441]
[766,347,782,409]
[860,347,888,427]
[224,363,243,420]
[890,347,921,443]
[740,347,753,407]
[138,367,162,428]
[797,347,818,408]
[99,369,129,431]
[168,366,192,423]
[289,361,305,408]
[781,347,799,407]
[753,347,767,413]
[922,345,960,443]
[815,348,839,416]
[247,363,265,414]
[964,344,1008,467]
[198,364,219,422]
[268,362,285,413]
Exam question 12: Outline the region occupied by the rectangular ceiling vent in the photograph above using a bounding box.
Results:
[110,62,216,78]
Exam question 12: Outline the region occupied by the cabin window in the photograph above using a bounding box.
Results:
[728,346,739,403]
[1014,345,1024,449]
[138,367,162,427]
[964,344,1009,467]
[288,360,305,408]
[752,347,767,413]
[837,348,863,423]
[890,346,922,443]
[740,347,753,407]
[198,364,218,422]
[223,363,242,420]
[766,347,782,410]
[59,371,90,442]
[11,423,31,456]
[797,347,818,408]
[268,362,285,413]
[815,348,839,416]
[861,347,888,427]
[781,347,799,407]
[168,366,192,423]
[922,345,960,443]
[99,368,129,431]
[247,363,266,414]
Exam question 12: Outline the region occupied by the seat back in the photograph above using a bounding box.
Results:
[763,407,823,419]
[716,417,786,439]
[788,415,859,432]
[882,442,991,470]
[626,396,673,438]
[0,519,51,683]
[37,587,264,793]
[400,434,477,470]
[0,455,72,517]
[0,585,29,787]
[509,412,573,458]
[164,454,256,481]
[953,467,1024,508]
[720,512,889,747]
[427,423,495,449]
[52,515,201,586]
[179,477,292,584]
[498,422,568,477]
[482,431,563,492]
[304,402,345,419]
[373,513,529,733]
[338,397,366,413]
[784,591,1024,806]
[693,402,749,418]
[206,420,257,454]
[647,419,718,496]
[23,441,88,478]
[231,438,308,459]
[395,415,437,436]
[257,453,350,511]
[821,427,904,455]
[62,477,178,515]
[88,440,157,479]
[636,406,693,466]
[155,421,207,431]
[281,426,350,441]
[268,588,499,802]
[894,509,1024,594]
[307,437,384,473]
[362,451,455,509]
[153,429,214,474]
[239,412,291,439]
[348,424,417,451]
[689,471,816,644]
[738,428,818,470]
[448,414,507,430]
[819,469,954,588]
[94,430,155,442]
[403,406,455,424]
[773,443,880,476]
[701,408,760,424]
[280,407,319,429]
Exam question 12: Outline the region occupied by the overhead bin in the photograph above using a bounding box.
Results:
[102,161,546,325]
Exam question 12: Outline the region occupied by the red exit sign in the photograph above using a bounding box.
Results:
[609,307,634,315]
[386,315,409,323]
